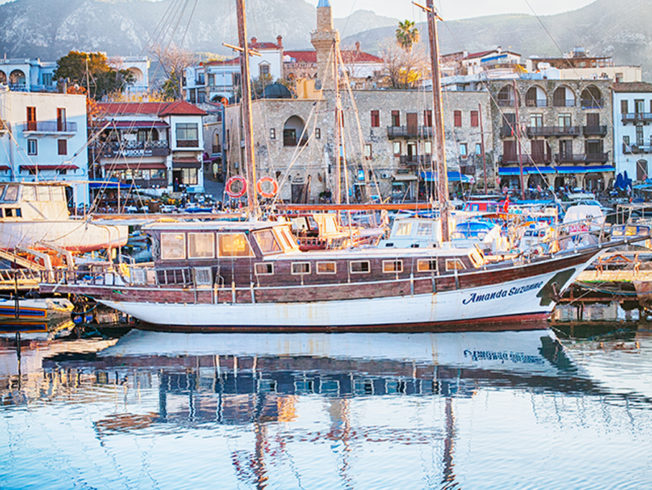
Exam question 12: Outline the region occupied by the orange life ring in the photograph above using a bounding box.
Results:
[256,176,279,198]
[225,175,247,198]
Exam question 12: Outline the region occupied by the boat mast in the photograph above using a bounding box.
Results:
[235,0,259,218]
[423,0,450,242]
[512,79,526,200]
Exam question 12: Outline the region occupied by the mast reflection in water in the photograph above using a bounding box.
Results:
[0,328,651,488]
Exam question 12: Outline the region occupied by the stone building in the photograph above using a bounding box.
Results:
[487,78,614,192]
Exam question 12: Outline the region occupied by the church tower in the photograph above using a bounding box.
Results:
[310,0,340,92]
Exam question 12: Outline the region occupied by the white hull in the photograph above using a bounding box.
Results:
[0,220,128,251]
[99,264,585,328]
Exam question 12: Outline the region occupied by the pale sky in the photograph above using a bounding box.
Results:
[331,0,596,20]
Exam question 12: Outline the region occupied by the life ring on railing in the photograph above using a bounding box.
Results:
[256,176,279,198]
[225,175,247,198]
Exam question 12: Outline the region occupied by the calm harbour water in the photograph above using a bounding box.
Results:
[0,320,651,489]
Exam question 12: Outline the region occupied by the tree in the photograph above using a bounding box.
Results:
[54,51,135,100]
[152,44,197,100]
[382,42,428,89]
[395,20,420,52]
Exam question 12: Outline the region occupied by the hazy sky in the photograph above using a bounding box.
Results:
[331,0,596,20]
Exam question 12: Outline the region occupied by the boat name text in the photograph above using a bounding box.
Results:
[462,282,543,305]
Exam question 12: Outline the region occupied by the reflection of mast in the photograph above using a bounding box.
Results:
[328,398,352,486]
[441,397,456,486]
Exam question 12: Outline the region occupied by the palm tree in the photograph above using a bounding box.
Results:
[395,20,420,52]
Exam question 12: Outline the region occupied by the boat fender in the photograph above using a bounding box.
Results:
[225,175,247,198]
[256,176,279,198]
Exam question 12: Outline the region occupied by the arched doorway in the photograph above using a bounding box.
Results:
[584,173,604,192]
[497,85,519,107]
[0,71,6,85]
[580,85,603,109]
[552,86,576,107]
[9,69,26,88]
[283,116,307,146]
[525,86,547,107]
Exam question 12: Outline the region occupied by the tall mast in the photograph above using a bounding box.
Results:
[424,0,450,242]
[512,79,526,200]
[235,0,259,217]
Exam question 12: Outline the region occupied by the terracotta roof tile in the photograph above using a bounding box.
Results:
[283,49,383,64]
[613,82,652,93]
[98,101,206,117]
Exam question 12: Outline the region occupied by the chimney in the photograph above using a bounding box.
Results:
[355,41,361,54]
[276,35,283,49]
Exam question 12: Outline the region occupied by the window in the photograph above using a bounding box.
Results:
[623,135,630,146]
[417,259,438,273]
[0,184,18,202]
[270,128,276,139]
[424,110,433,127]
[530,114,543,127]
[218,233,253,257]
[393,141,401,156]
[255,263,274,275]
[291,262,311,275]
[193,267,213,286]
[161,233,186,260]
[188,233,215,259]
[459,143,467,157]
[182,168,198,185]
[259,63,270,77]
[364,144,372,159]
[56,108,66,131]
[315,128,321,139]
[350,260,370,274]
[26,107,36,130]
[395,222,412,236]
[424,141,432,154]
[176,123,199,146]
[445,258,466,271]
[475,143,482,155]
[470,110,479,127]
[416,222,433,236]
[558,114,572,127]
[382,260,403,273]
[453,110,462,127]
[316,261,337,274]
[635,99,645,113]
[57,139,67,155]
[371,110,380,127]
[391,110,400,127]
[254,229,282,254]
[621,99,629,114]
[27,139,37,155]
[36,187,49,201]
[636,125,644,146]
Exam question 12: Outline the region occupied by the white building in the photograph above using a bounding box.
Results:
[0,58,58,92]
[93,101,206,195]
[185,36,285,103]
[0,88,90,204]
[612,82,652,181]
[107,56,151,95]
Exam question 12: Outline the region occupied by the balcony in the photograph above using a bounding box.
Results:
[23,121,78,135]
[99,141,170,158]
[622,112,652,124]
[387,126,433,139]
[497,99,517,107]
[555,153,587,164]
[525,98,547,108]
[586,152,609,163]
[583,125,608,137]
[526,126,580,138]
[624,144,652,154]
[552,99,575,107]
[399,155,432,166]
[176,139,200,148]
[283,136,309,147]
[500,125,516,138]
[500,154,550,165]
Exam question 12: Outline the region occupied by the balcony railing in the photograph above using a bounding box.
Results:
[552,99,575,107]
[99,141,170,158]
[387,126,433,139]
[497,99,517,107]
[583,125,608,136]
[624,144,652,154]
[585,152,609,163]
[499,154,550,165]
[177,139,200,148]
[23,121,78,133]
[283,136,309,147]
[525,98,547,107]
[399,155,432,166]
[526,126,580,137]
[500,125,516,138]
[622,112,652,124]
[580,100,604,109]
[212,144,222,154]
[555,153,608,164]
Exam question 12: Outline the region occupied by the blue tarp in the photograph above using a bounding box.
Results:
[89,179,122,190]
[555,165,615,174]
[500,166,615,176]
[420,171,472,183]
[498,166,555,176]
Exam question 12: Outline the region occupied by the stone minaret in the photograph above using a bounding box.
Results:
[311,0,340,92]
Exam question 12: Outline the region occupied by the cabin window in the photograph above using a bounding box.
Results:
[274,227,296,251]
[4,208,21,218]
[316,261,337,274]
[161,233,187,260]
[188,233,215,259]
[50,186,65,201]
[417,259,438,273]
[395,222,412,236]
[445,258,466,271]
[1,184,19,202]
[218,233,253,257]
[382,260,403,273]
[291,262,311,275]
[193,267,213,286]
[254,229,282,254]
[37,187,50,201]
[416,222,433,236]
[255,263,274,276]
[350,260,370,274]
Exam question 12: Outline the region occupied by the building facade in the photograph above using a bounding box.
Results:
[487,78,614,192]
[0,59,58,93]
[91,101,206,195]
[0,89,89,204]
[612,82,652,181]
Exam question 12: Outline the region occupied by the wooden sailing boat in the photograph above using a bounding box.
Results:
[40,0,609,331]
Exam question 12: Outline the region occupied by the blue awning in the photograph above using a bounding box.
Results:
[420,171,472,183]
[89,179,121,190]
[498,166,555,176]
[556,166,616,174]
